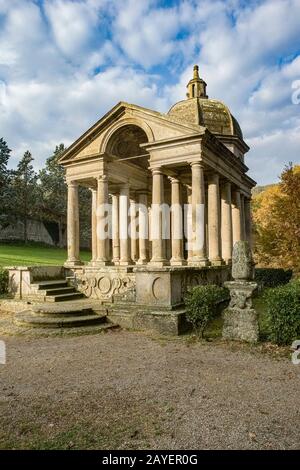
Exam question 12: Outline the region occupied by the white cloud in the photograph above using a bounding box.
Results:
[44,0,100,59]
[0,0,300,185]
[114,0,180,68]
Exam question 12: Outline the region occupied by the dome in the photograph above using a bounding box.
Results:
[167,66,243,140]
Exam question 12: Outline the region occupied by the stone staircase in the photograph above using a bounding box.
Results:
[29,279,84,302]
[12,278,118,333]
[14,301,114,329]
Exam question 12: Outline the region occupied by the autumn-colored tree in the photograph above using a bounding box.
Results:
[252,164,300,271]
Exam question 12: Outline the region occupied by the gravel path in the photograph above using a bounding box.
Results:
[0,329,300,450]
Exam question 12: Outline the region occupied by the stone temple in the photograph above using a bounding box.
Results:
[8,66,256,335]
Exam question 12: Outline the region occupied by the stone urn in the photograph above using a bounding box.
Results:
[231,241,254,281]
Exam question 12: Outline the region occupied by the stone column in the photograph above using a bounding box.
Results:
[119,183,131,265]
[170,177,185,265]
[232,188,242,246]
[112,194,120,264]
[91,187,97,263]
[150,168,168,266]
[189,162,208,265]
[240,194,246,241]
[221,181,233,264]
[96,175,109,264]
[130,197,138,263]
[137,192,148,265]
[244,197,252,248]
[208,173,223,265]
[65,181,82,266]
[186,186,193,262]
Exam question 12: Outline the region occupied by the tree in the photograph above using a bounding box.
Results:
[252,164,300,271]
[38,144,91,248]
[12,151,38,243]
[0,138,12,225]
[38,144,67,247]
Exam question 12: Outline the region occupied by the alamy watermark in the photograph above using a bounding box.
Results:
[0,340,6,365]
[291,340,300,365]
[95,202,205,251]
[291,80,300,104]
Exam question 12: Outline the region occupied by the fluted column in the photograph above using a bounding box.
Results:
[96,175,109,264]
[170,177,185,265]
[130,197,138,263]
[112,194,120,264]
[208,173,223,265]
[244,197,252,248]
[119,183,131,265]
[190,162,208,266]
[150,168,168,266]
[91,187,97,263]
[232,188,242,246]
[137,192,149,265]
[65,181,82,266]
[221,181,233,264]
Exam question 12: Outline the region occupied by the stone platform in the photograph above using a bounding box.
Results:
[5,263,231,335]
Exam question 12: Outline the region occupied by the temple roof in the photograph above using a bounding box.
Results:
[167,66,243,140]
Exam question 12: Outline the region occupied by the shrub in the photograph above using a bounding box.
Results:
[264,280,300,345]
[255,268,292,288]
[0,268,8,294]
[185,285,229,338]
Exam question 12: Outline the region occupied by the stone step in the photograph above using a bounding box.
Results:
[43,287,77,296]
[31,307,94,317]
[31,301,102,316]
[45,292,84,302]
[14,311,108,328]
[33,280,68,290]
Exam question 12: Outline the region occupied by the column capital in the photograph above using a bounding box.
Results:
[151,167,163,176]
[168,176,180,185]
[190,161,204,169]
[67,180,78,188]
[207,172,219,184]
[136,188,149,196]
[222,180,231,189]
[97,174,108,183]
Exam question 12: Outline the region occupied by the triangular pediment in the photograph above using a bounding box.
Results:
[59,101,205,165]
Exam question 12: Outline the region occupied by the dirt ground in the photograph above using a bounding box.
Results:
[0,328,300,450]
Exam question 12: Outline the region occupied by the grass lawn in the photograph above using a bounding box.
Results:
[0,243,91,268]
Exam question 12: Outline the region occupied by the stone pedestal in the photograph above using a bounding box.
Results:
[222,241,258,343]
[222,281,258,343]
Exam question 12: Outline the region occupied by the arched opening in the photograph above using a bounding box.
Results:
[106,124,149,169]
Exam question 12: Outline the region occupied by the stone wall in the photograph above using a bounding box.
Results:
[0,219,56,245]
[70,265,231,307]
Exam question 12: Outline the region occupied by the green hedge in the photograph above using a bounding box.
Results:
[0,268,8,294]
[264,280,300,345]
[185,284,229,338]
[255,268,292,288]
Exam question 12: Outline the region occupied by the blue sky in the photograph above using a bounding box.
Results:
[0,0,300,185]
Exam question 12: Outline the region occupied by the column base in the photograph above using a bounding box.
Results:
[93,259,112,266]
[170,258,186,266]
[119,260,132,266]
[188,257,210,267]
[136,259,148,265]
[149,258,169,267]
[210,258,225,266]
[64,260,84,268]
